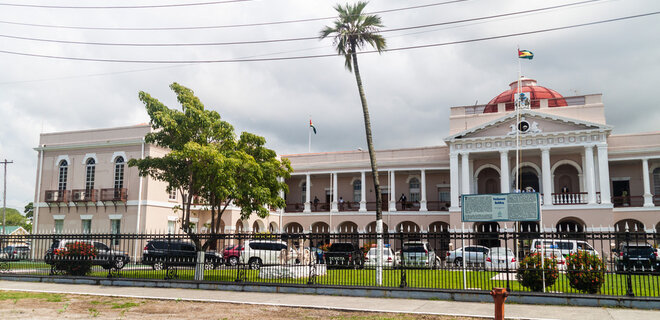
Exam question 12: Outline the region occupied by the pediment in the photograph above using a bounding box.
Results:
[445,110,611,141]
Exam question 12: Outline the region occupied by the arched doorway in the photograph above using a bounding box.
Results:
[553,163,580,194]
[556,218,585,239]
[337,221,358,234]
[310,222,331,247]
[235,220,247,234]
[615,219,645,233]
[477,167,501,194]
[518,221,540,256]
[396,221,420,233]
[252,220,265,233]
[268,222,278,233]
[474,222,500,247]
[284,222,304,234]
[366,221,389,234]
[512,164,540,192]
[428,222,450,258]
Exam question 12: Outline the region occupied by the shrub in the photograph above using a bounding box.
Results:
[53,242,97,276]
[565,251,606,294]
[516,253,559,292]
[318,243,332,252]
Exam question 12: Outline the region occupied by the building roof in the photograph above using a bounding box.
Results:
[0,226,27,235]
[483,78,567,113]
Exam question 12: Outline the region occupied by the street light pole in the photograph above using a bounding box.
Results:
[2,159,13,236]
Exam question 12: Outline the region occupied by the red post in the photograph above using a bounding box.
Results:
[490,287,509,320]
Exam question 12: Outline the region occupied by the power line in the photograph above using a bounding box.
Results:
[0,11,657,64]
[0,0,468,30]
[0,0,605,47]
[0,0,251,9]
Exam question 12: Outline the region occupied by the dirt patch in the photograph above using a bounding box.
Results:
[0,290,480,320]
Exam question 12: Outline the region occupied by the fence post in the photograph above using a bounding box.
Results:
[399,232,407,288]
[625,229,634,297]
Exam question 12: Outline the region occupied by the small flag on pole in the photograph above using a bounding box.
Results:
[309,119,317,134]
[518,49,534,60]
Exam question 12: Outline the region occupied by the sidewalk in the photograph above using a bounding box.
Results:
[0,280,658,320]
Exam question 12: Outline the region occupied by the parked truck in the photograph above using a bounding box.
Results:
[323,242,364,269]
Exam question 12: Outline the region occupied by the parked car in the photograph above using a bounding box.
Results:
[446,245,489,267]
[364,245,396,268]
[530,239,598,257]
[223,244,242,266]
[44,239,130,270]
[542,249,567,271]
[1,245,30,261]
[613,242,660,273]
[484,247,517,271]
[400,242,440,268]
[142,239,222,270]
[323,242,364,269]
[239,240,295,270]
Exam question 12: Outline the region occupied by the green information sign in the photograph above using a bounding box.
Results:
[461,192,540,222]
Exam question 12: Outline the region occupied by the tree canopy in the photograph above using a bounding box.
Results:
[129,83,292,251]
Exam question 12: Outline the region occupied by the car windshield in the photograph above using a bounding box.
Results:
[329,243,355,252]
[402,244,426,252]
[367,249,391,256]
[489,247,513,257]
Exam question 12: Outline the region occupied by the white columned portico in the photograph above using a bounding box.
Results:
[642,158,654,207]
[450,153,460,210]
[541,147,553,206]
[331,172,339,212]
[584,145,597,204]
[597,144,612,205]
[461,153,470,196]
[389,170,397,211]
[500,150,510,193]
[469,159,475,194]
[304,173,311,212]
[359,171,367,212]
[420,169,428,211]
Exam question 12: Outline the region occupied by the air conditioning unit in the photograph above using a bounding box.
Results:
[74,191,86,201]
[46,191,60,202]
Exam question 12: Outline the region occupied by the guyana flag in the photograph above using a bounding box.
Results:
[518,49,534,60]
[309,119,317,134]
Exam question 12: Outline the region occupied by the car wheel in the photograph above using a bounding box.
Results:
[227,256,238,266]
[152,261,165,271]
[454,258,463,267]
[249,258,262,270]
[204,260,215,270]
[113,258,125,270]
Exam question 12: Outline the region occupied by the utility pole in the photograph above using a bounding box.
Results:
[2,159,13,236]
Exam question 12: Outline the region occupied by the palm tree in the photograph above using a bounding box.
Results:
[320,1,386,283]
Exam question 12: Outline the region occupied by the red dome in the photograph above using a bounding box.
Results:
[483,78,567,113]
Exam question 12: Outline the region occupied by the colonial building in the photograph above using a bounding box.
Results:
[280,78,660,235]
[33,78,660,238]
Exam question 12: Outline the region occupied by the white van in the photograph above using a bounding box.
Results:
[530,239,598,257]
[239,240,297,270]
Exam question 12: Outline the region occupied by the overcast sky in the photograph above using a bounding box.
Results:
[1,0,659,211]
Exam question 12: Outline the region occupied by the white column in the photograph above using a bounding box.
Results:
[642,158,654,207]
[469,159,475,194]
[420,169,428,211]
[359,171,367,212]
[304,173,311,212]
[580,153,586,192]
[500,150,510,193]
[541,147,553,206]
[597,144,611,205]
[461,153,470,195]
[331,172,339,212]
[450,153,460,210]
[389,170,397,211]
[584,145,597,204]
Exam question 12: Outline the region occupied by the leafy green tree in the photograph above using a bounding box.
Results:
[129,83,292,279]
[23,202,33,232]
[0,208,31,232]
[320,1,387,283]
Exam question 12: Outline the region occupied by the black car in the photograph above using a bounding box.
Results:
[614,242,660,273]
[323,242,364,269]
[44,239,130,270]
[142,239,223,270]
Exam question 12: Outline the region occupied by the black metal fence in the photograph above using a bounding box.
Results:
[0,229,658,298]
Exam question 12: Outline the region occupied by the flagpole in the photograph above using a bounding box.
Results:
[516,50,521,192]
[308,116,312,153]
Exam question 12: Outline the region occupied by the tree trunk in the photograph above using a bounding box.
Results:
[351,44,383,285]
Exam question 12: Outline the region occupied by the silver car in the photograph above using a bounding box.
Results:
[400,242,439,268]
[446,245,490,267]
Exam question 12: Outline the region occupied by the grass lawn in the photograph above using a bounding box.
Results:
[82,265,660,297]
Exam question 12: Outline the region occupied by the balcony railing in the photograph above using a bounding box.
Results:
[426,201,450,211]
[71,189,97,202]
[100,188,127,202]
[45,190,69,203]
[612,195,645,208]
[552,192,588,205]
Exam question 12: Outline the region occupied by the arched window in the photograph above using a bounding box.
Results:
[409,177,420,202]
[58,160,68,191]
[301,182,307,203]
[353,179,361,202]
[85,158,96,191]
[114,156,125,190]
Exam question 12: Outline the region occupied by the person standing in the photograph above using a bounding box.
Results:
[399,193,407,210]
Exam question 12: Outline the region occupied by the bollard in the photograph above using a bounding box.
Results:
[490,287,509,320]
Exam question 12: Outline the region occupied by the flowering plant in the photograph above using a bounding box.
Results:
[53,241,97,276]
[565,251,606,294]
[516,253,559,292]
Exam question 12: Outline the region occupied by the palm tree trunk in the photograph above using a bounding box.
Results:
[350,44,382,220]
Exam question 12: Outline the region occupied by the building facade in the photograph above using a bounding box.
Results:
[33,78,660,239]
[280,78,660,236]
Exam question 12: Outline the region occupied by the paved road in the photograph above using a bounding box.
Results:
[0,280,658,320]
